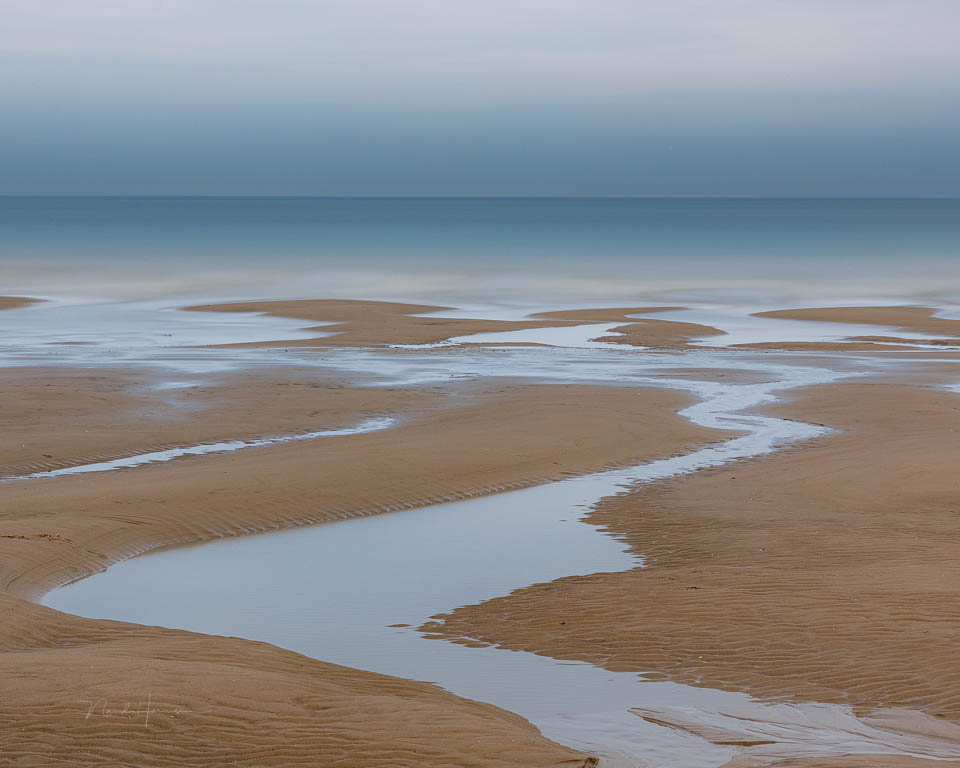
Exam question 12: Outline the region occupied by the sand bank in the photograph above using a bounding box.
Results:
[0,377,723,767]
[426,380,960,762]
[184,299,723,348]
[0,296,40,311]
[534,307,724,348]
[754,306,960,345]
[184,298,558,347]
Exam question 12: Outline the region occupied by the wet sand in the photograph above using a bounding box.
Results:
[734,341,923,352]
[0,367,436,477]
[0,374,721,767]
[185,298,560,346]
[751,306,960,349]
[185,299,723,348]
[9,298,960,766]
[426,379,960,763]
[2,381,722,598]
[747,758,960,768]
[2,599,592,768]
[755,306,960,337]
[0,296,40,311]
[534,307,724,348]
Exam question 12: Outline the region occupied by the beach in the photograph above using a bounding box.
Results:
[186,300,725,349]
[3,199,960,767]
[5,0,960,754]
[427,379,960,732]
[0,320,725,766]
[0,296,39,311]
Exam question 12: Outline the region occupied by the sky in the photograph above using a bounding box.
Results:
[2,0,959,196]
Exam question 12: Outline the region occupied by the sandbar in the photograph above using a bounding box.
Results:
[750,306,960,349]
[185,299,723,349]
[0,296,41,311]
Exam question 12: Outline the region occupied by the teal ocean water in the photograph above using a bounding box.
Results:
[2,197,958,306]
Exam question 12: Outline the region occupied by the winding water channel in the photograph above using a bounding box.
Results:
[16,304,960,766]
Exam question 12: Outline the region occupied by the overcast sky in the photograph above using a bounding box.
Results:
[2,0,959,195]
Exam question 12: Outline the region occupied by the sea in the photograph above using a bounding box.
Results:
[2,197,959,308]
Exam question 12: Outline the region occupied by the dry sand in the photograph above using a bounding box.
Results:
[425,379,960,762]
[0,374,722,767]
[185,299,722,348]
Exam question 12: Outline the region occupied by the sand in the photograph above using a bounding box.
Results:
[0,296,40,311]
[0,373,723,767]
[733,341,924,352]
[724,306,960,352]
[184,298,561,347]
[752,306,960,347]
[425,379,960,762]
[10,298,960,766]
[0,367,437,477]
[740,759,960,768]
[2,598,593,768]
[534,307,724,348]
[2,380,722,598]
[184,299,722,348]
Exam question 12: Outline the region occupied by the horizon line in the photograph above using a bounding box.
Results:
[3,194,960,201]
